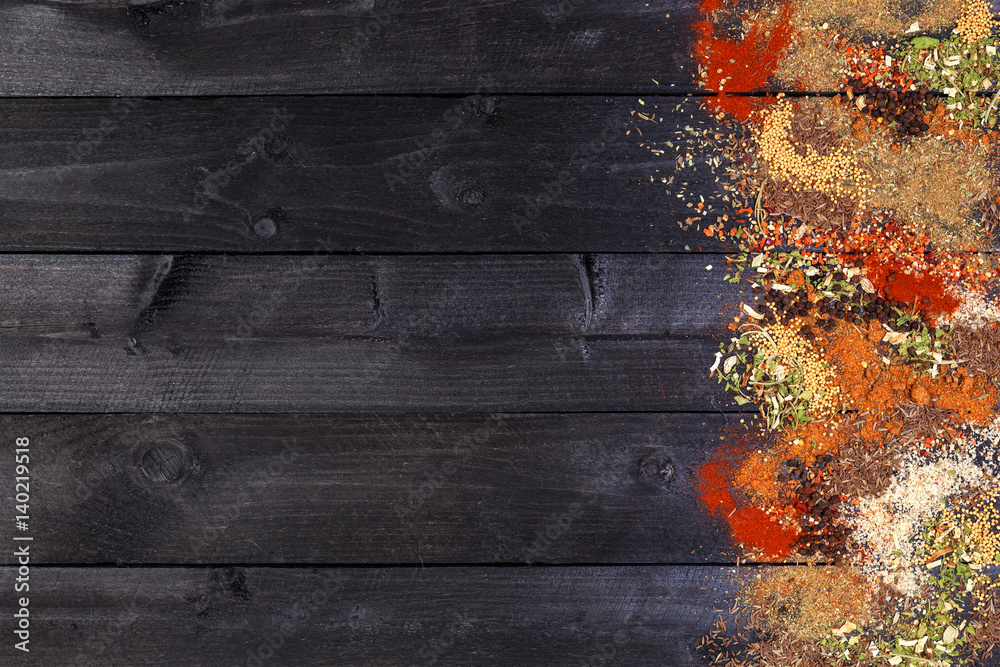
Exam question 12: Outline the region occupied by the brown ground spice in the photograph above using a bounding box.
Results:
[744,565,876,639]
[789,0,961,40]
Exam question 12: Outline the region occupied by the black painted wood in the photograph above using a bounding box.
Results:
[0,4,797,663]
[0,95,727,252]
[0,253,746,412]
[0,0,699,96]
[0,565,737,666]
[0,413,747,565]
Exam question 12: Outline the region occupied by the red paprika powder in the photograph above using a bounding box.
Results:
[863,259,960,324]
[694,441,798,560]
[692,0,796,121]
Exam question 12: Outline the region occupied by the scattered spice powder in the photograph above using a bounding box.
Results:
[789,0,961,40]
[733,448,787,504]
[695,440,799,560]
[693,0,796,120]
[744,566,875,639]
[680,1,1000,662]
[820,322,997,438]
[733,420,847,504]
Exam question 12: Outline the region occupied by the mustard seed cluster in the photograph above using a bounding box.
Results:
[756,322,842,419]
[955,0,995,43]
[940,490,1000,564]
[756,101,873,208]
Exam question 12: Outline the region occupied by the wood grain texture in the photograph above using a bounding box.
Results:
[0,253,747,412]
[0,413,747,565]
[0,95,727,252]
[0,565,737,666]
[0,0,698,96]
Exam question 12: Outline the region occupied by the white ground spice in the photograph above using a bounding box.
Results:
[939,286,1000,329]
[963,416,1000,471]
[848,452,986,597]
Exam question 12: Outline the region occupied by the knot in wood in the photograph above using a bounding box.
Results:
[253,216,277,239]
[638,455,674,487]
[458,186,486,209]
[138,442,188,484]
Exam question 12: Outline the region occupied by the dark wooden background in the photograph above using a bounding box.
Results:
[0,1,761,664]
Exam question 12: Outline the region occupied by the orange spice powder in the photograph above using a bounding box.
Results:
[695,438,800,560]
[817,322,997,442]
[733,420,849,505]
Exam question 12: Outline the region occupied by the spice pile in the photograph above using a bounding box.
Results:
[671,0,1000,664]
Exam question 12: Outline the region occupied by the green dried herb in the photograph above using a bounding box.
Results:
[896,32,1000,127]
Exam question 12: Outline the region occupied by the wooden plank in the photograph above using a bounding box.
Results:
[0,95,726,252]
[0,1,698,96]
[0,565,735,665]
[0,413,744,565]
[0,253,744,413]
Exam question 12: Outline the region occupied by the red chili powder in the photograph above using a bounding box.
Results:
[694,441,797,560]
[692,0,796,121]
[863,259,960,324]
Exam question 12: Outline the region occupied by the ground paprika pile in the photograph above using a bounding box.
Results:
[692,0,796,120]
[863,258,960,324]
[695,440,799,560]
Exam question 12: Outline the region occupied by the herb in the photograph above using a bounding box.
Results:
[715,325,824,430]
[896,32,1000,127]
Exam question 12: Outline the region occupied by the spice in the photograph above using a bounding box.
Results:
[936,489,1000,565]
[862,259,960,324]
[949,323,1000,388]
[956,0,995,42]
[849,453,987,596]
[695,441,800,560]
[744,566,875,639]
[693,0,796,120]
[683,2,1000,662]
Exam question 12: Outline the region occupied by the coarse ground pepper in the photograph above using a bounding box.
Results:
[744,566,876,639]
